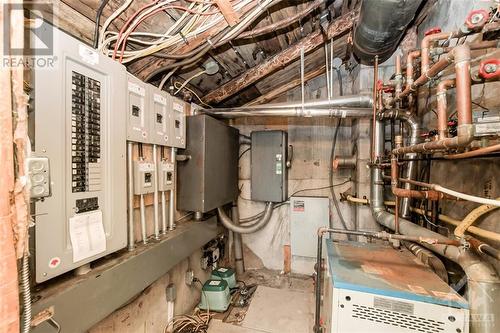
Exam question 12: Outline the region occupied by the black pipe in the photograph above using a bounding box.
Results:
[93,0,110,49]
[314,232,324,333]
[353,0,423,64]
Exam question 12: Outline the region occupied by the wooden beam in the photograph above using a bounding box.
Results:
[215,0,240,26]
[246,65,326,105]
[203,10,358,104]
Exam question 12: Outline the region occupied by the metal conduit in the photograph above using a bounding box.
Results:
[217,202,274,234]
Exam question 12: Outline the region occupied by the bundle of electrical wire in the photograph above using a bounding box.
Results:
[98,0,280,65]
[166,308,213,333]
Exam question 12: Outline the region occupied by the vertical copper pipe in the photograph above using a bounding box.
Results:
[406,50,421,88]
[421,31,462,74]
[436,79,455,140]
[395,54,402,95]
[371,56,379,162]
[454,45,472,126]
[391,157,400,234]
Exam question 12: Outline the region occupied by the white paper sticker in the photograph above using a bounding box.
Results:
[78,44,99,65]
[173,102,184,112]
[218,268,228,272]
[209,280,221,286]
[128,82,145,96]
[69,210,106,263]
[154,93,167,105]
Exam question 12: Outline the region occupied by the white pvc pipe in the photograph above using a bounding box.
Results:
[434,185,500,207]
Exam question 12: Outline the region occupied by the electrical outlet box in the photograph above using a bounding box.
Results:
[127,74,149,143]
[34,27,127,282]
[158,160,174,192]
[251,130,288,202]
[27,156,51,199]
[170,97,186,148]
[149,85,171,146]
[133,161,156,195]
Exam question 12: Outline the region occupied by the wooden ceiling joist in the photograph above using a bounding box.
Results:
[203,10,358,104]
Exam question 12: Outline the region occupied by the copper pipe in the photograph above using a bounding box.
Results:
[395,53,402,95]
[390,158,447,201]
[371,56,379,162]
[393,45,473,154]
[421,31,464,74]
[468,237,500,260]
[406,50,421,88]
[436,79,455,140]
[445,143,500,159]
[455,45,472,126]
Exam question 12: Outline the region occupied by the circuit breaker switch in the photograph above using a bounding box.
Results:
[133,161,156,195]
[158,160,175,192]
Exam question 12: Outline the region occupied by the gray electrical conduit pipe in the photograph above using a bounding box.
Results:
[371,120,500,333]
[217,202,274,234]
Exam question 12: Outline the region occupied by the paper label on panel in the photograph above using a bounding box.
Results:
[69,210,106,263]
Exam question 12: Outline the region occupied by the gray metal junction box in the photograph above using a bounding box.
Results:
[251,130,288,202]
[177,115,239,213]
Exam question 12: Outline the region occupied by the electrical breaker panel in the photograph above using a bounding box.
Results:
[34,27,127,282]
[133,160,156,195]
[171,97,186,148]
[158,160,174,191]
[127,74,150,143]
[148,85,171,146]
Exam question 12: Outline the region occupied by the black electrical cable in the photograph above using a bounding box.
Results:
[93,0,110,49]
[329,68,350,232]
[239,147,251,160]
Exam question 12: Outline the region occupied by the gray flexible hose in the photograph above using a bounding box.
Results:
[218,202,274,234]
[21,254,31,333]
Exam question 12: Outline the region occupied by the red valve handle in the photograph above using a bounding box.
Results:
[465,9,490,29]
[425,27,442,36]
[479,59,500,79]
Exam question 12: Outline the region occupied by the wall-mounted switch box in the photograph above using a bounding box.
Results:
[149,85,171,146]
[158,160,174,191]
[171,97,186,148]
[251,130,288,202]
[27,156,51,199]
[133,161,156,195]
[127,74,149,143]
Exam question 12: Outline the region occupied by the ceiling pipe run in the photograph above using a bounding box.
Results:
[199,95,373,118]
[353,0,424,64]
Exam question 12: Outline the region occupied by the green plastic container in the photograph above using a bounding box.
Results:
[211,267,237,289]
[198,279,231,312]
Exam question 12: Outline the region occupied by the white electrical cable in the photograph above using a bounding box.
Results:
[434,185,500,207]
[98,0,134,48]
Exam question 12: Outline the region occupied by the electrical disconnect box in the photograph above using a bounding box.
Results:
[251,130,288,202]
[149,85,171,146]
[171,97,186,148]
[133,160,156,195]
[34,27,127,282]
[158,160,174,191]
[177,115,239,212]
[127,74,149,143]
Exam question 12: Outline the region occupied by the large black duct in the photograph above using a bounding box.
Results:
[353,0,423,65]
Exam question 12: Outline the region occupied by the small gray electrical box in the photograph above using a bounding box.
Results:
[251,130,288,202]
[133,161,156,195]
[171,97,186,148]
[149,85,171,146]
[158,160,174,192]
[127,74,150,143]
[27,156,51,199]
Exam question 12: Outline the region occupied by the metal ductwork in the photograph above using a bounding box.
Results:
[353,0,423,64]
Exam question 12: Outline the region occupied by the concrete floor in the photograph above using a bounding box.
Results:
[207,269,314,333]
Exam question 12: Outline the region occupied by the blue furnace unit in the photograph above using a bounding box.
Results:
[322,240,469,333]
